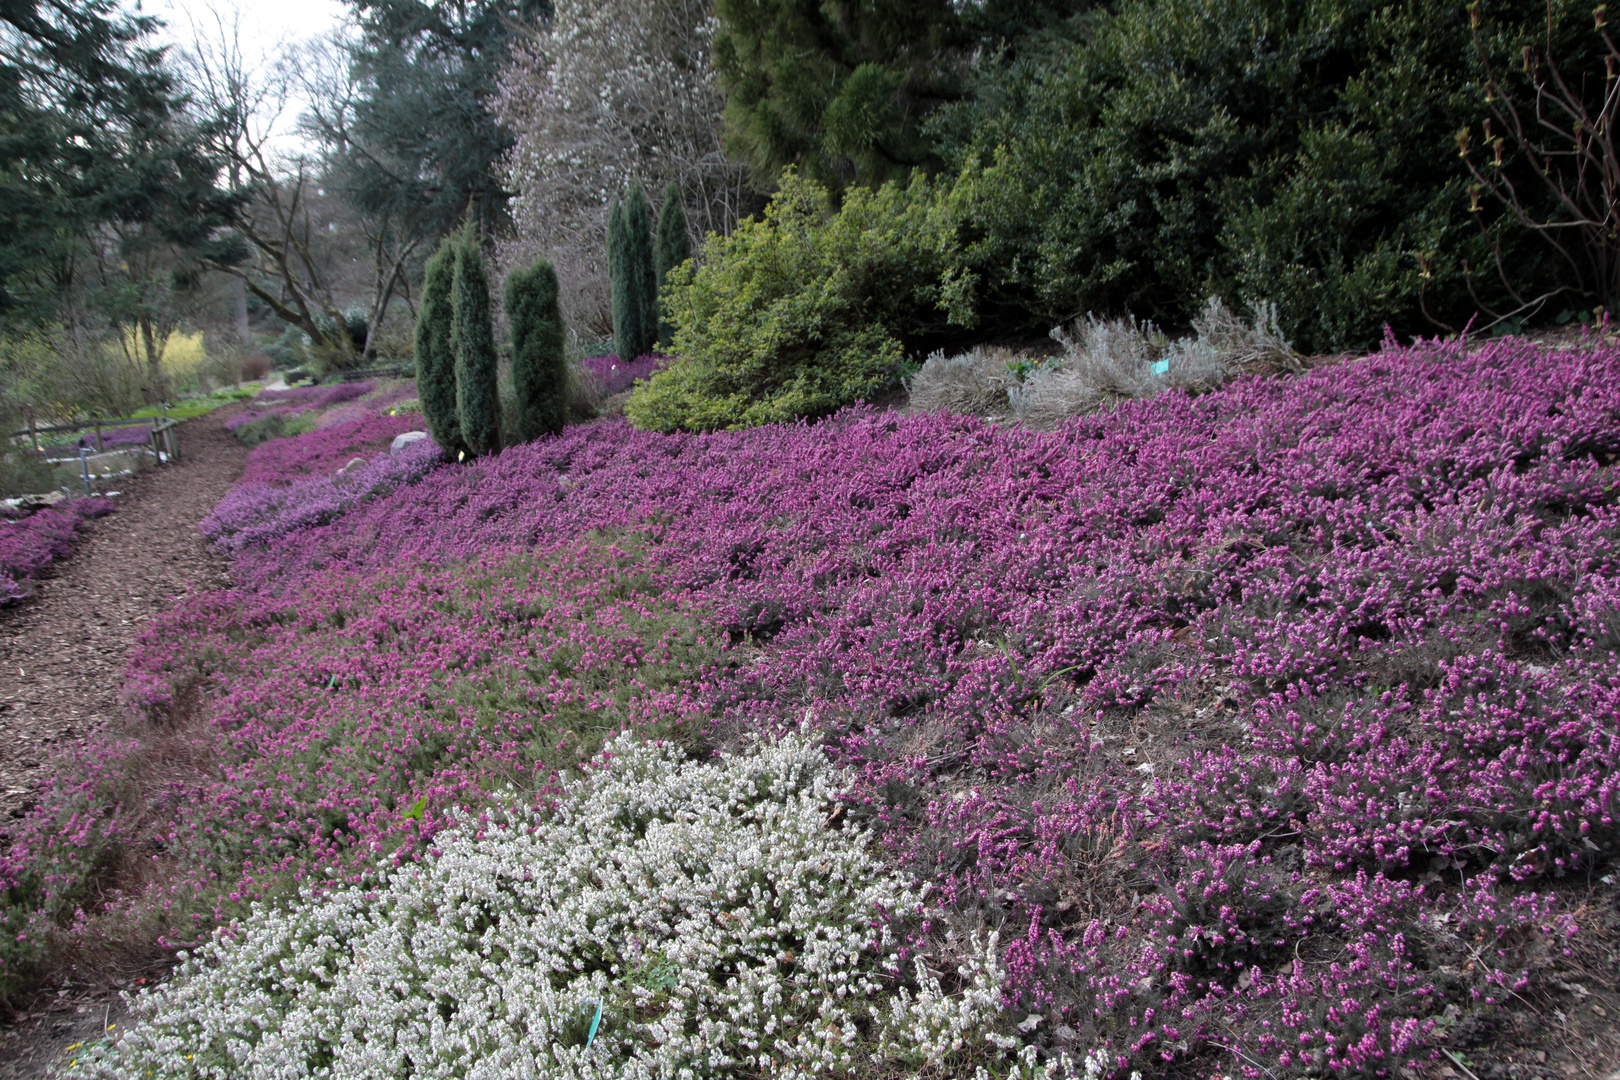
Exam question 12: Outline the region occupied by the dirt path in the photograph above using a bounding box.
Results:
[0,408,245,1078]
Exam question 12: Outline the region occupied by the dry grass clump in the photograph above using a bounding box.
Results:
[906,346,1019,416]
[1009,298,1299,428]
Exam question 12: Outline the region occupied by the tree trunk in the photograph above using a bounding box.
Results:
[235,276,252,347]
[140,315,168,403]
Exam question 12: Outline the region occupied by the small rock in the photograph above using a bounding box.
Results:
[1017,1013,1042,1033]
[390,430,429,454]
[1053,1025,1079,1043]
[337,457,368,475]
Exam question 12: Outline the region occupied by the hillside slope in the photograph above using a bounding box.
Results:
[6,336,1619,1078]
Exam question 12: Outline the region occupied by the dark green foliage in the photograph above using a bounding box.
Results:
[451,233,501,456]
[626,171,969,432]
[609,189,658,362]
[927,0,1555,352]
[655,184,692,348]
[263,326,309,370]
[0,0,244,327]
[713,0,961,193]
[415,238,464,456]
[505,256,568,442]
[340,0,552,239]
[711,0,1093,195]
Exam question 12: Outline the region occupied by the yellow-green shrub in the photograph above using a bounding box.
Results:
[626,171,974,432]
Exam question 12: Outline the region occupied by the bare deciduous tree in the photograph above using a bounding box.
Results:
[176,10,421,370]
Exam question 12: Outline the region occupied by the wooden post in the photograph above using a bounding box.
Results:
[94,419,103,454]
[25,406,38,452]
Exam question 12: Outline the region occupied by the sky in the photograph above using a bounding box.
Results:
[145,0,352,152]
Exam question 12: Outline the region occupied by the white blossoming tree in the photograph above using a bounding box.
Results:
[492,0,749,340]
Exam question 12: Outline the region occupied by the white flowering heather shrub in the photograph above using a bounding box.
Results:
[1008,297,1298,428]
[71,736,1063,1080]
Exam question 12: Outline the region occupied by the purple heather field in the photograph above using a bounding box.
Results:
[0,498,116,603]
[581,352,665,396]
[5,335,1619,1075]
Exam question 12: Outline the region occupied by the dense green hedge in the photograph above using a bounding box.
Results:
[928,0,1567,352]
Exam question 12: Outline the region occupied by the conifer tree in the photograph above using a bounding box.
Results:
[655,183,691,348]
[414,237,465,456]
[610,187,658,362]
[452,229,501,456]
[505,255,568,441]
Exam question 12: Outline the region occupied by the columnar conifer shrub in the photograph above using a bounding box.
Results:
[609,187,658,364]
[654,182,691,347]
[505,255,569,442]
[73,735,1065,1080]
[451,231,502,457]
[626,170,970,431]
[414,238,465,457]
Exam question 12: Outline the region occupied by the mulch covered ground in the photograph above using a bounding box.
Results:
[0,408,245,1078]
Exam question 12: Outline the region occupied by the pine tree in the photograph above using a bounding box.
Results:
[610,187,658,362]
[505,255,568,441]
[414,236,464,456]
[655,182,691,349]
[452,229,501,456]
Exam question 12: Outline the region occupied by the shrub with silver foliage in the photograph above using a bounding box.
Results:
[906,346,1018,416]
[1009,298,1298,428]
[71,735,1070,1080]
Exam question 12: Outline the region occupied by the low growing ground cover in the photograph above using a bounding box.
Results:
[0,497,116,603]
[5,335,1618,1076]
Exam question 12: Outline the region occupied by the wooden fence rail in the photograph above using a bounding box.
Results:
[6,413,180,461]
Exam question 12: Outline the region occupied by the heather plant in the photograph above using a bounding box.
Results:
[580,353,666,397]
[200,436,444,550]
[452,233,502,457]
[71,735,1064,1080]
[224,407,319,447]
[654,181,690,347]
[609,188,659,366]
[238,413,426,487]
[0,497,116,604]
[505,254,569,442]
[415,237,465,458]
[6,335,1618,1074]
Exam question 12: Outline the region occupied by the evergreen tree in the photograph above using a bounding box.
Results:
[340,0,552,240]
[1,0,243,327]
[451,230,501,456]
[505,255,568,441]
[711,0,1092,195]
[610,187,658,362]
[655,183,691,348]
[413,236,463,456]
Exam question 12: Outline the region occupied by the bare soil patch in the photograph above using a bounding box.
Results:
[0,408,245,1078]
